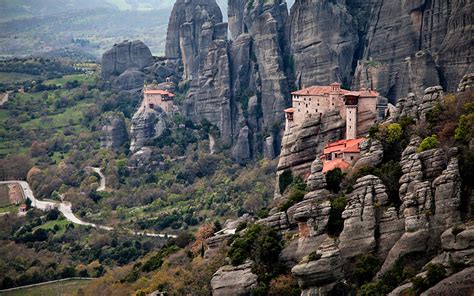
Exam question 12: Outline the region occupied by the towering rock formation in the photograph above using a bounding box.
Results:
[129,107,168,153]
[101,40,154,81]
[289,0,358,88]
[351,0,473,101]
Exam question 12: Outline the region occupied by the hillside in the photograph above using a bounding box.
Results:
[0,0,472,295]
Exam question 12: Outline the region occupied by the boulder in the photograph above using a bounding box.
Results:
[113,69,146,91]
[211,261,258,296]
[101,40,153,80]
[420,267,474,296]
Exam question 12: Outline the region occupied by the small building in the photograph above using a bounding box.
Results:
[142,84,175,113]
[320,138,366,173]
[19,204,28,213]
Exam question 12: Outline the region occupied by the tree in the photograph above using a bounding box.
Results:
[326,168,344,193]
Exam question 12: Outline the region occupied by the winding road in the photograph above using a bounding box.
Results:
[0,171,176,238]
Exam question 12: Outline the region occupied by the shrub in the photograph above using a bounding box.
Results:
[455,114,474,143]
[308,251,321,262]
[386,123,403,144]
[267,274,301,296]
[279,170,293,194]
[326,168,344,193]
[278,188,305,212]
[353,254,382,286]
[411,264,446,294]
[327,195,347,236]
[417,135,439,152]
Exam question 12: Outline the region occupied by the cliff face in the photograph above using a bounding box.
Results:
[351,0,473,101]
[158,0,471,159]
[99,113,128,150]
[101,40,154,81]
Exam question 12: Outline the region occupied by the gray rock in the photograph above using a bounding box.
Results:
[420,267,474,296]
[290,0,358,88]
[101,40,153,80]
[129,108,167,153]
[292,238,343,294]
[232,126,251,163]
[277,111,345,178]
[263,136,276,160]
[99,113,128,150]
[457,73,474,92]
[352,139,384,173]
[211,261,258,296]
[113,69,146,91]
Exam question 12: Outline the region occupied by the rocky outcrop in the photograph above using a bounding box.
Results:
[392,86,444,123]
[421,267,474,296]
[292,238,343,295]
[352,139,384,173]
[101,40,153,81]
[99,113,128,150]
[458,73,474,93]
[113,69,146,91]
[289,0,358,88]
[338,175,403,259]
[129,108,167,153]
[379,139,462,273]
[232,126,251,163]
[277,111,345,178]
[351,0,472,101]
[211,261,258,296]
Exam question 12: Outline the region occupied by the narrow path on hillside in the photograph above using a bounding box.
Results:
[0,180,176,238]
[91,167,106,191]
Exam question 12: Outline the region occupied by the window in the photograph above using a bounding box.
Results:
[351,156,354,160]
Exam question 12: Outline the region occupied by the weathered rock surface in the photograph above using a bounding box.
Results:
[352,139,384,173]
[211,261,258,296]
[339,175,403,259]
[277,111,345,178]
[113,69,146,91]
[292,238,343,295]
[458,73,474,92]
[232,125,251,163]
[392,86,444,123]
[290,0,358,88]
[99,113,128,150]
[101,40,153,81]
[421,267,474,296]
[351,0,473,101]
[129,108,167,153]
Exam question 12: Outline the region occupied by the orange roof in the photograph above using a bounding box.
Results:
[323,138,366,155]
[291,86,348,96]
[284,108,295,113]
[291,85,379,97]
[322,158,351,173]
[144,89,175,97]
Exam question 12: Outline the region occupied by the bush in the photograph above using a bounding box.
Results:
[417,135,439,152]
[267,274,301,296]
[279,170,293,194]
[326,168,344,193]
[386,123,403,144]
[353,254,382,286]
[411,264,446,294]
[327,196,347,236]
[278,188,305,212]
[308,251,321,262]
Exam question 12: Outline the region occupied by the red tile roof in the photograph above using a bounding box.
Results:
[291,85,379,97]
[323,138,366,155]
[291,86,347,96]
[144,89,175,97]
[322,158,351,173]
[284,108,295,113]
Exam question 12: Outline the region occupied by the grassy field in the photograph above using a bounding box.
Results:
[33,218,70,235]
[0,72,39,84]
[0,279,93,296]
[44,74,95,86]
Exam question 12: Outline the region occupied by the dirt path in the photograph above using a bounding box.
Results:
[91,167,106,191]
